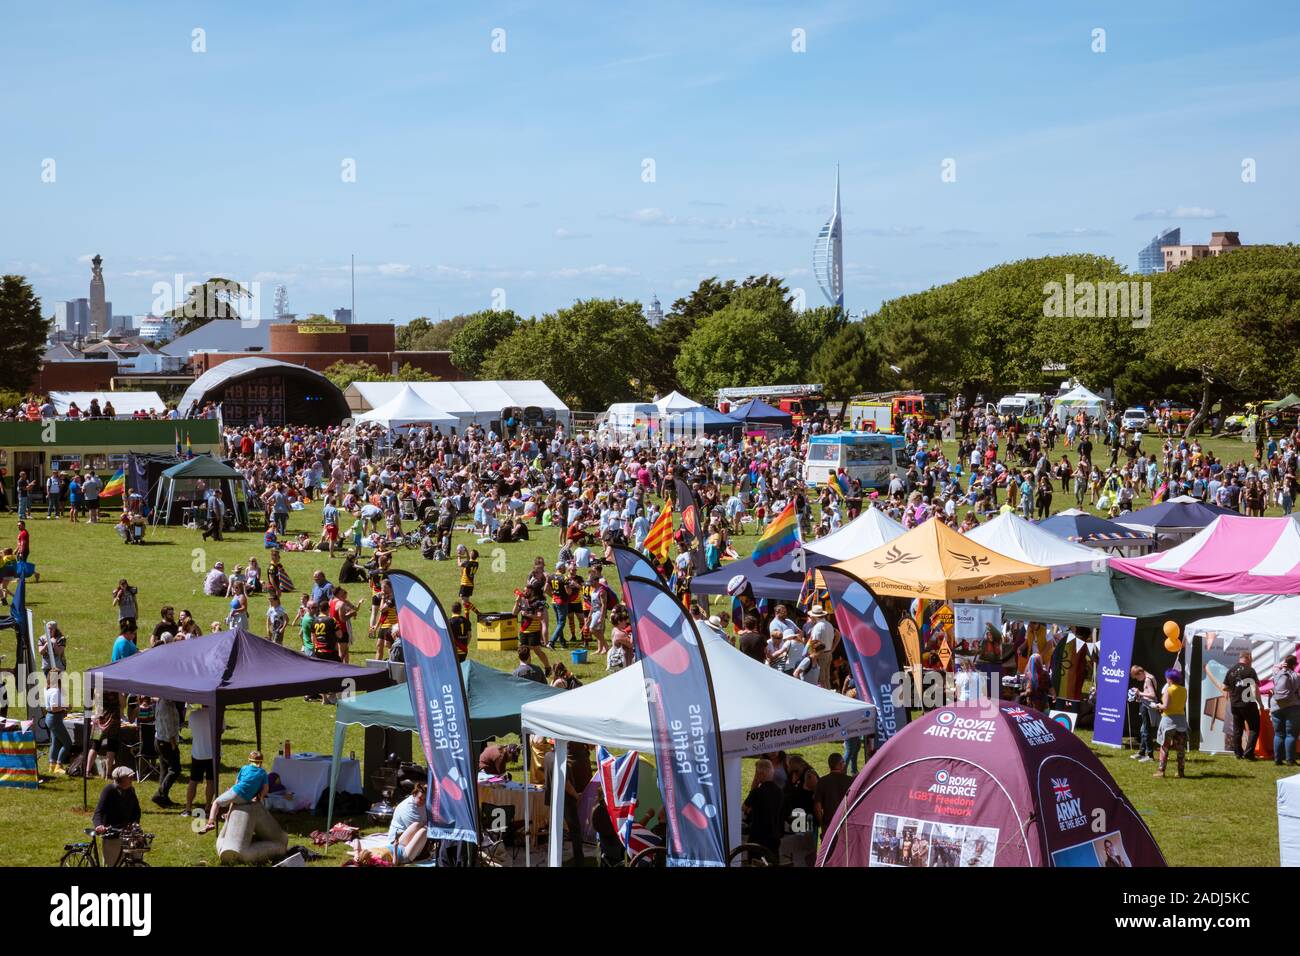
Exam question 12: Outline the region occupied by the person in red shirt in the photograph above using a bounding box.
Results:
[16,521,30,562]
[327,586,357,663]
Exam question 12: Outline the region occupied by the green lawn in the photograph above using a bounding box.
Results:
[0,428,1285,866]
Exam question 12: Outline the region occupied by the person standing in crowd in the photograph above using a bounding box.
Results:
[1129,665,1159,763]
[1271,655,1300,767]
[43,670,73,775]
[152,697,182,808]
[185,704,217,816]
[1152,668,1189,779]
[1224,651,1261,760]
[45,471,62,519]
[82,469,102,524]
[743,758,785,859]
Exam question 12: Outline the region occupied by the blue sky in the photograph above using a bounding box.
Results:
[3,0,1298,324]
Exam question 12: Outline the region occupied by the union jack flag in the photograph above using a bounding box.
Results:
[1051,777,1073,801]
[1003,707,1029,718]
[596,746,661,857]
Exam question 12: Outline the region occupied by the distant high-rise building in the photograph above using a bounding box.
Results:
[89,254,108,335]
[1137,226,1179,275]
[645,293,663,327]
[813,165,844,309]
[333,308,353,325]
[54,299,90,335]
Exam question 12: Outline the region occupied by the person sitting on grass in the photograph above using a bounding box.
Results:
[373,779,429,865]
[198,750,268,834]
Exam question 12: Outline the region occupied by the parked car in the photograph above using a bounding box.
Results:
[1122,407,1149,431]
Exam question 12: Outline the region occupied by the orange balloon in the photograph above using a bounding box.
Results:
[1163,620,1181,641]
[1164,635,1183,654]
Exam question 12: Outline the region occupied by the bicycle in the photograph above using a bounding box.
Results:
[60,826,154,868]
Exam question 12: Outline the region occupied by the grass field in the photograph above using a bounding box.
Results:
[0,430,1286,867]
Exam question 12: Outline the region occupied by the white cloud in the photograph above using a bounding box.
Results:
[377,262,414,277]
[554,227,592,241]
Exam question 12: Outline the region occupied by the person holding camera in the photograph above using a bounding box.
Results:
[112,578,138,633]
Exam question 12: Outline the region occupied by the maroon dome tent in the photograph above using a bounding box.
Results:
[818,703,1165,867]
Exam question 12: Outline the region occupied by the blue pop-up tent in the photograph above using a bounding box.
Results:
[728,398,792,431]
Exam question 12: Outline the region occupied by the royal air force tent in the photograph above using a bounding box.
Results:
[347,380,569,432]
[355,385,458,430]
[520,625,876,866]
[727,398,793,431]
[692,507,906,601]
[984,567,1232,672]
[966,512,1106,580]
[817,703,1165,867]
[326,659,562,828]
[1051,384,1106,425]
[1112,515,1300,609]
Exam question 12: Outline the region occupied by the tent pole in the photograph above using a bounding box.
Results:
[548,739,567,867]
[253,700,262,754]
[82,714,89,810]
[523,731,531,868]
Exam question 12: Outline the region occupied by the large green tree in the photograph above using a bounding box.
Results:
[674,304,801,398]
[322,360,430,391]
[1145,245,1300,435]
[398,313,478,351]
[482,299,655,409]
[810,321,893,417]
[448,309,522,376]
[0,275,50,395]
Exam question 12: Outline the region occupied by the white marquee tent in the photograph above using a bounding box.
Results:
[50,391,166,417]
[354,385,458,430]
[1051,384,1107,425]
[966,511,1105,579]
[346,380,569,431]
[520,628,876,866]
[654,390,702,413]
[807,506,906,561]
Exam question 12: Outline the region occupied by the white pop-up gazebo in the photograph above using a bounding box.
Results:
[355,384,458,430]
[806,506,906,561]
[520,629,876,866]
[1051,384,1107,425]
[967,511,1106,580]
[654,390,702,413]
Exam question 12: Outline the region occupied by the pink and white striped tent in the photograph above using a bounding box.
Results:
[1112,515,1300,598]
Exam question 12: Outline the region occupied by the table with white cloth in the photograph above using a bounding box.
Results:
[270,753,362,810]
[480,780,546,843]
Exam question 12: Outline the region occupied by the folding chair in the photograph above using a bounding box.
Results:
[125,734,160,784]
[479,802,517,866]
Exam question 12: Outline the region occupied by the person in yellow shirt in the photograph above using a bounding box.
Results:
[1152,668,1189,779]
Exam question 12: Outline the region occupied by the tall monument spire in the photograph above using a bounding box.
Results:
[89,254,107,336]
[813,165,844,310]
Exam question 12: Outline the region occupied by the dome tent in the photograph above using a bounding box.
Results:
[818,703,1165,868]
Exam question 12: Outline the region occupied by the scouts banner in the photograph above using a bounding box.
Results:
[1093,615,1136,748]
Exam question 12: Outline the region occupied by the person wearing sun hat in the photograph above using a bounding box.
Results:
[198,750,269,834]
[806,605,837,688]
[726,573,757,638]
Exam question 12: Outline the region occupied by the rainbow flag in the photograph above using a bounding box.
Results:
[185,432,193,456]
[643,507,674,562]
[101,468,126,498]
[174,427,182,455]
[0,729,37,789]
[752,500,801,567]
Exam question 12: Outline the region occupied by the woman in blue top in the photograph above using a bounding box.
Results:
[199,751,269,833]
[385,780,429,864]
[67,476,82,523]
